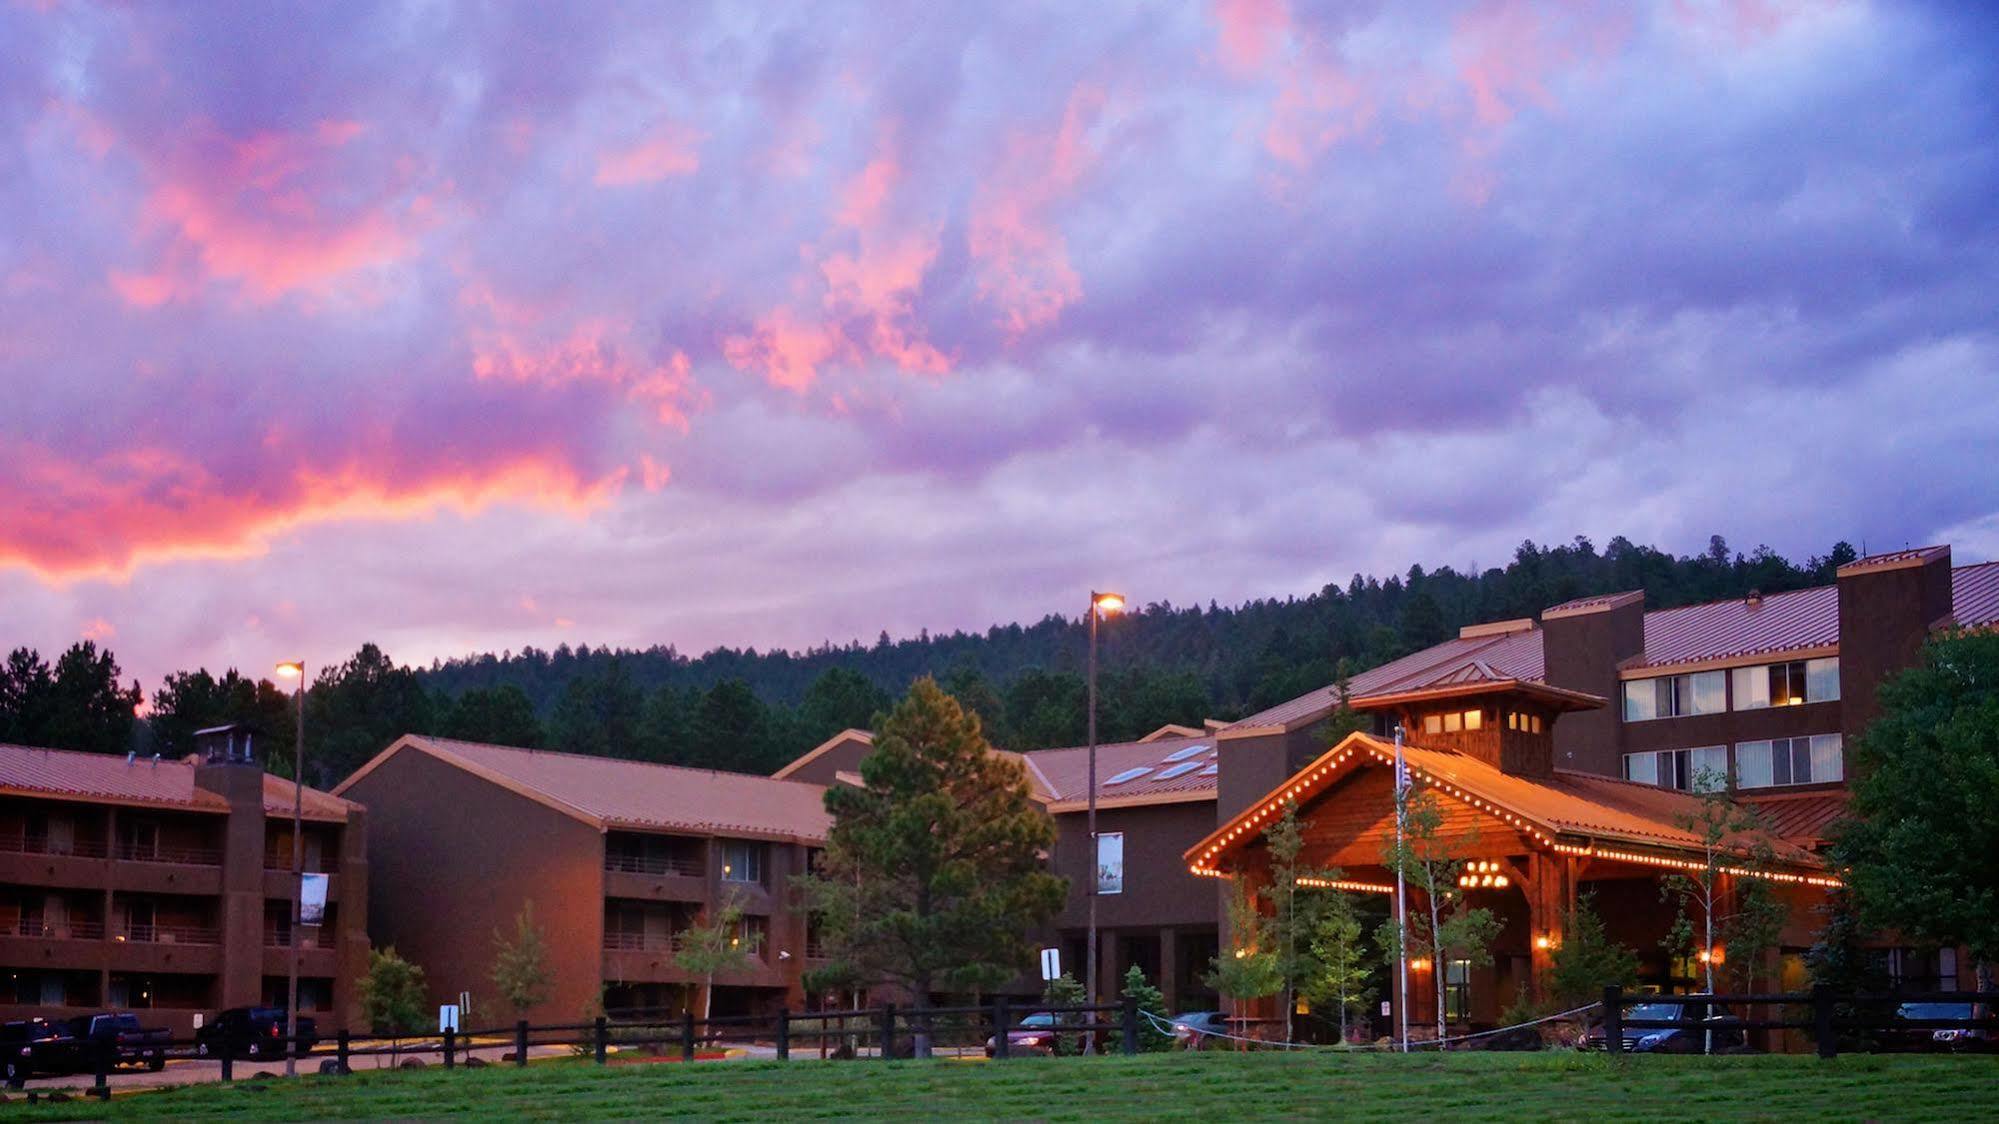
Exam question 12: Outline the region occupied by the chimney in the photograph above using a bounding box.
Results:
[1539,590,1644,775]
[1836,545,1953,737]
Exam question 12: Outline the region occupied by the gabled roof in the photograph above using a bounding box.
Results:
[1226,627,1548,734]
[0,743,355,822]
[771,728,873,781]
[335,736,832,843]
[1185,733,1830,882]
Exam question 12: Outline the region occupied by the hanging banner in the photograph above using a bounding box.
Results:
[300,872,330,926]
[1096,832,1124,896]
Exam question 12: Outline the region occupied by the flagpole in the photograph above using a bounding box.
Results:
[1394,724,1409,1054]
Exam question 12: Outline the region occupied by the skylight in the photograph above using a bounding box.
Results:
[1161,744,1210,763]
[1199,763,1219,776]
[1155,762,1202,780]
[1106,766,1153,785]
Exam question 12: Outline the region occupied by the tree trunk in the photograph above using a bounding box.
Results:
[912,972,931,1059]
[1430,893,1446,1044]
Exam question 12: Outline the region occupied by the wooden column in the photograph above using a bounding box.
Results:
[1159,928,1180,1013]
[1526,852,1564,1003]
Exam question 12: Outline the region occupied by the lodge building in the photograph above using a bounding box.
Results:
[335,735,831,1023]
[0,727,369,1035]
[1196,545,1997,1029]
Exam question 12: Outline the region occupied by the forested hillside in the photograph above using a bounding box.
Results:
[3,535,1860,786]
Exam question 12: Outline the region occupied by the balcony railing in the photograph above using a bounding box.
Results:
[604,853,703,877]
[602,930,686,953]
[10,918,106,941]
[114,841,223,866]
[116,923,221,945]
[263,853,333,873]
[0,834,109,859]
[264,927,325,949]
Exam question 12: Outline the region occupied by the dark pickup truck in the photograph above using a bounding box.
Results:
[194,1006,317,1059]
[1,1013,169,1087]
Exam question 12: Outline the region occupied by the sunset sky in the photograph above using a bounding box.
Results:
[3,1,1996,687]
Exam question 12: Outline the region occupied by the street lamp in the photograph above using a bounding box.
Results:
[274,660,306,1077]
[1084,590,1124,1043]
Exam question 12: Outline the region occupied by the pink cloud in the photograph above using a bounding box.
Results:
[593,123,703,186]
[81,617,116,642]
[726,138,950,388]
[1264,51,1377,169]
[462,284,697,427]
[0,440,626,582]
[968,86,1104,338]
[107,269,190,309]
[1214,0,1291,75]
[122,119,427,301]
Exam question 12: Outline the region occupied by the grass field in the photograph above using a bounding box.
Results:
[1,1050,1993,1121]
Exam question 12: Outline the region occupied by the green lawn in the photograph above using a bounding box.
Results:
[2,1051,1994,1122]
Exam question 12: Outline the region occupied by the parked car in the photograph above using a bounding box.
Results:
[982,1011,1105,1057]
[66,1012,169,1071]
[1580,999,1744,1053]
[1893,1002,1990,1052]
[1169,1011,1231,1050]
[1,1013,167,1087]
[1,1018,69,1088]
[195,1007,317,1059]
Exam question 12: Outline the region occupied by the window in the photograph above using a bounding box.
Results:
[1622,671,1726,721]
[1422,710,1484,735]
[1096,832,1124,895]
[1445,959,1471,1022]
[1106,767,1152,785]
[1507,711,1543,734]
[1735,734,1843,788]
[720,841,765,884]
[1622,747,1728,791]
[1733,657,1839,710]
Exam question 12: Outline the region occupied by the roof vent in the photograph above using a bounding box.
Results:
[1746,589,1763,608]
[126,751,135,766]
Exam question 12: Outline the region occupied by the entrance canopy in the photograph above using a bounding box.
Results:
[1185,732,1836,888]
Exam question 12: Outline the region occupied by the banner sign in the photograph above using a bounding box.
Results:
[1096,832,1125,896]
[300,872,329,926]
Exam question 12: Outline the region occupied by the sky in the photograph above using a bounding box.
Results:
[2,0,1997,688]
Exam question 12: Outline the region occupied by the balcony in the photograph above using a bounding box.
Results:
[117,842,222,866]
[0,834,111,890]
[119,922,221,946]
[602,852,707,903]
[603,930,685,953]
[13,918,105,941]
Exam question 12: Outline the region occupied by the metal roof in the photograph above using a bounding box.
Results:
[0,743,354,821]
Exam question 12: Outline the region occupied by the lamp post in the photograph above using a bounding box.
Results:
[275,661,306,1077]
[1083,590,1124,1044]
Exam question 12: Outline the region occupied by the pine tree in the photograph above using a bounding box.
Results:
[1120,965,1174,1051]
[797,678,1066,1056]
[1545,895,1639,1010]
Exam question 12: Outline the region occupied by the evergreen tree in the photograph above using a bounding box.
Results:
[795,667,890,744]
[1121,965,1174,1051]
[549,659,644,759]
[440,685,544,748]
[1833,630,1999,989]
[0,648,57,747]
[1302,886,1373,1043]
[1545,896,1639,1010]
[308,644,435,786]
[797,678,1065,1055]
[688,679,775,772]
[149,668,292,759]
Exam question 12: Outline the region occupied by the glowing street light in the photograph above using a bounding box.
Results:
[275,660,305,1076]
